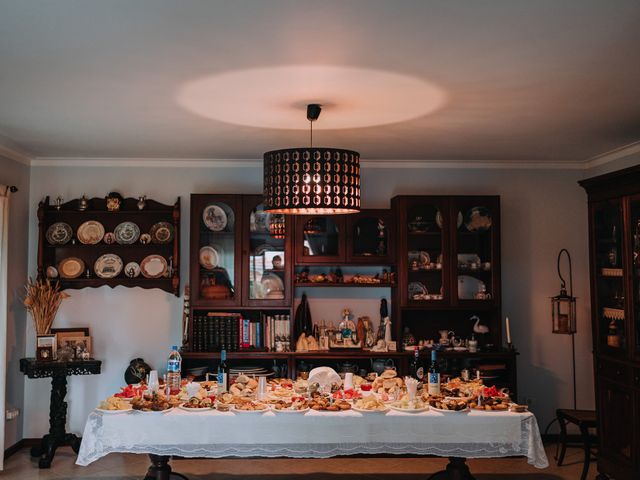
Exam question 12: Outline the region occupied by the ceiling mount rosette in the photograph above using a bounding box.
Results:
[263,147,360,215]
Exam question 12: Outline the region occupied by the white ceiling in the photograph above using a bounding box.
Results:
[0,0,639,163]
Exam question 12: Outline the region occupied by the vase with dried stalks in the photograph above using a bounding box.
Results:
[24,278,69,360]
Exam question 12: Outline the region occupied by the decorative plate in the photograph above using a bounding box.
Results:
[436,211,463,229]
[408,251,430,268]
[464,206,492,232]
[94,254,123,279]
[260,273,285,299]
[58,257,85,279]
[140,255,168,279]
[139,233,151,245]
[124,262,141,278]
[408,282,428,297]
[457,275,485,300]
[46,222,72,245]
[114,222,140,245]
[178,405,215,413]
[202,204,228,231]
[199,246,219,270]
[104,232,116,244]
[150,222,174,244]
[77,220,105,245]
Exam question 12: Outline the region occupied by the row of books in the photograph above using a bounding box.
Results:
[191,312,291,352]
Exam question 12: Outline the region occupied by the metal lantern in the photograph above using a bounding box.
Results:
[551,249,577,334]
[263,104,361,215]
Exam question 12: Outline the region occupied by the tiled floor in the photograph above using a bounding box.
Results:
[2,444,595,480]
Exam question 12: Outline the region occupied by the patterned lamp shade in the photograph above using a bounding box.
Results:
[263,147,361,214]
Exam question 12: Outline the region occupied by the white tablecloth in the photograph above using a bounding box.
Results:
[77,408,548,469]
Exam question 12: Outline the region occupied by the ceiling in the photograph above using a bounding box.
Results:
[0,0,639,163]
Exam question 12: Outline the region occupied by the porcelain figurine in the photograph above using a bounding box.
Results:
[137,195,147,210]
[78,194,89,211]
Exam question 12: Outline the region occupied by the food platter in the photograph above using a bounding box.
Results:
[140,255,168,279]
[150,222,174,244]
[96,407,132,414]
[352,406,389,414]
[95,254,123,279]
[389,405,429,414]
[77,220,105,244]
[430,405,469,414]
[114,221,140,245]
[58,257,85,279]
[46,222,72,245]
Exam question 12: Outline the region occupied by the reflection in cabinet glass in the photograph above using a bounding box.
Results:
[199,202,236,301]
[406,202,444,303]
[454,202,495,303]
[630,198,640,353]
[593,200,626,352]
[248,203,285,300]
[352,217,387,257]
[303,217,339,256]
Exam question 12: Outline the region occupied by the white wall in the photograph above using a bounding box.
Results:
[0,156,29,449]
[23,162,594,437]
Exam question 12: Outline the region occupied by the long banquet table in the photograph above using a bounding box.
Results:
[77,407,548,479]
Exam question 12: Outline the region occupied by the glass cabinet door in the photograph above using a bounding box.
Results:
[347,210,394,264]
[593,199,626,354]
[191,195,239,305]
[452,197,499,305]
[243,197,290,305]
[295,216,346,264]
[629,196,640,358]
[404,200,447,304]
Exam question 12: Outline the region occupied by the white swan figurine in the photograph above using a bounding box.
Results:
[472,315,489,334]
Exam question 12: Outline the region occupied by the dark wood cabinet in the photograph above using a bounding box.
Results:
[346,209,396,264]
[294,215,347,264]
[580,164,640,480]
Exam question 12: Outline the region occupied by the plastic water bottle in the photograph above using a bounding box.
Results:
[166,345,182,395]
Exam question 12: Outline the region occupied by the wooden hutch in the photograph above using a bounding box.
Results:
[580,165,640,480]
[183,193,517,396]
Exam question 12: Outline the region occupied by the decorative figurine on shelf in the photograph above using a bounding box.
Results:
[402,327,417,351]
[78,194,89,211]
[384,316,392,345]
[181,286,190,350]
[137,195,147,211]
[306,334,319,351]
[378,298,388,341]
[318,320,330,350]
[105,191,122,212]
[357,317,366,347]
[296,333,309,352]
[339,308,356,345]
[364,317,376,348]
[472,315,489,333]
[54,196,63,211]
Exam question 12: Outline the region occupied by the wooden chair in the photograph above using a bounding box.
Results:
[555,409,598,480]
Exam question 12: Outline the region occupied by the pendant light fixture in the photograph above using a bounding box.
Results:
[263,104,361,214]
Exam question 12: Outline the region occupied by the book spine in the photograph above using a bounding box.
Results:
[256,321,262,349]
[232,316,239,352]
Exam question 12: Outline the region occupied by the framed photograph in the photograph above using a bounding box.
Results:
[51,327,89,346]
[59,336,92,360]
[36,334,57,361]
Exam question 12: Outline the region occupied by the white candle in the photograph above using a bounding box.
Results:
[506,317,512,344]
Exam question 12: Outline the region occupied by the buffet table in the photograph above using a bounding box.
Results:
[77,408,548,479]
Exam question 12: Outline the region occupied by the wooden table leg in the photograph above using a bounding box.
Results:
[428,457,476,480]
[144,454,189,480]
[32,373,72,468]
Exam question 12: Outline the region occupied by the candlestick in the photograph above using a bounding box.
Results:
[505,316,512,345]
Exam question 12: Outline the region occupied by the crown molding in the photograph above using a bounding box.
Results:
[585,141,640,169]
[31,156,588,170]
[0,138,33,166]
